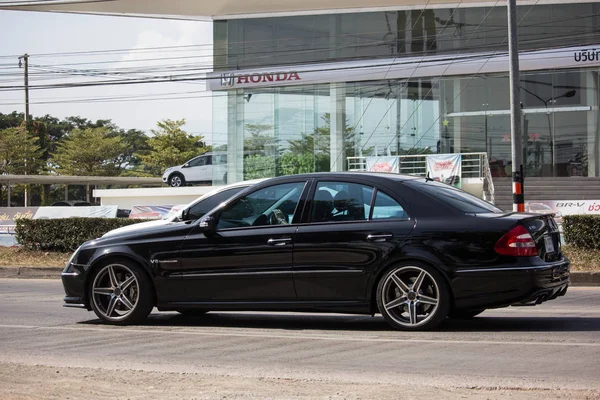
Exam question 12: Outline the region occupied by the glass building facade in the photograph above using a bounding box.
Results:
[211,2,600,182]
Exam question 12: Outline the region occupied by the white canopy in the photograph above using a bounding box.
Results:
[0,0,549,20]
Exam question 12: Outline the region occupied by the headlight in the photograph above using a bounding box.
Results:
[63,246,82,271]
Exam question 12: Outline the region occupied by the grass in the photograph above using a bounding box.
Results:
[0,247,71,268]
[561,245,600,272]
[0,245,598,271]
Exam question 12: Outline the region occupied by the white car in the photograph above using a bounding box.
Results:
[103,179,265,237]
[162,152,228,187]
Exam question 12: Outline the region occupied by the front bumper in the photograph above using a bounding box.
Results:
[452,257,570,310]
[61,264,90,310]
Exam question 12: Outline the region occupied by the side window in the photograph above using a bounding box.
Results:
[186,187,245,220]
[217,182,306,230]
[189,156,207,167]
[372,191,408,220]
[311,182,373,223]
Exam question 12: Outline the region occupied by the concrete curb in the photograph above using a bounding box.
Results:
[0,267,62,279]
[0,267,599,286]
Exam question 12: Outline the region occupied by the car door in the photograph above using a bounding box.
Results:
[174,180,309,303]
[184,155,210,182]
[293,179,415,302]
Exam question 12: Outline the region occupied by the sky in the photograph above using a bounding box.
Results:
[0,10,214,141]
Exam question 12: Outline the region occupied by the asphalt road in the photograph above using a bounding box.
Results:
[0,278,599,394]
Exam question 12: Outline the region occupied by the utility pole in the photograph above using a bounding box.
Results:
[18,54,29,124]
[18,54,30,206]
[507,0,524,212]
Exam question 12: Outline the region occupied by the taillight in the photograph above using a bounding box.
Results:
[494,225,538,257]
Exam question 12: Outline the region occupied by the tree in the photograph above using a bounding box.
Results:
[244,124,278,155]
[0,126,43,175]
[138,119,210,176]
[51,127,127,176]
[282,113,359,175]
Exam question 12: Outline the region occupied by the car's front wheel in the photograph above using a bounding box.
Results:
[89,259,154,325]
[169,173,185,187]
[376,263,450,331]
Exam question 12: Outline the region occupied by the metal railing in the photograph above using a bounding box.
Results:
[347,152,495,204]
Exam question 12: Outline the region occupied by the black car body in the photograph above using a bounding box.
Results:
[62,172,569,330]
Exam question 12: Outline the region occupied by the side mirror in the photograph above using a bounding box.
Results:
[199,215,216,233]
[182,163,189,168]
[179,208,188,221]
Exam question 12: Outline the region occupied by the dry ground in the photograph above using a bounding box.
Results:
[1,363,598,400]
[0,245,598,271]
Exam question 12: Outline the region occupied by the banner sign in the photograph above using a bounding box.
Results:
[366,156,399,173]
[0,207,38,226]
[207,44,600,90]
[33,206,118,219]
[129,205,174,220]
[525,200,600,217]
[426,154,462,188]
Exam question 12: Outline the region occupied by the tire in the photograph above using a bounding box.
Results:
[89,259,154,325]
[376,263,450,331]
[449,309,485,319]
[169,173,185,187]
[176,309,209,316]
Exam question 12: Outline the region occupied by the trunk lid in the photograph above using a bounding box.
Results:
[478,212,562,261]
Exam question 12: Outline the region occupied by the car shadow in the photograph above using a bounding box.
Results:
[78,311,600,333]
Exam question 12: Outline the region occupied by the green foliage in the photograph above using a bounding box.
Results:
[244,124,278,155]
[243,155,277,180]
[138,119,210,176]
[279,113,360,175]
[563,215,600,250]
[0,126,43,175]
[279,153,330,175]
[51,127,127,176]
[15,218,148,252]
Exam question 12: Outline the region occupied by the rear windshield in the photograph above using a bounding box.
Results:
[408,181,502,214]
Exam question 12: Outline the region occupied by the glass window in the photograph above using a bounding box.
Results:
[188,156,209,167]
[372,191,408,220]
[217,182,306,229]
[410,181,501,213]
[186,187,246,221]
[311,182,373,222]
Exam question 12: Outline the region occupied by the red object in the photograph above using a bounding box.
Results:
[494,225,538,257]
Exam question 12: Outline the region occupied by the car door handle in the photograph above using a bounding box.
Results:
[267,238,292,246]
[367,233,393,242]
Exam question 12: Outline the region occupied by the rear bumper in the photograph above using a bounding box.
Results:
[452,257,570,310]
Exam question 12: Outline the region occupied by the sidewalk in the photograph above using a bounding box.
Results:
[0,266,599,286]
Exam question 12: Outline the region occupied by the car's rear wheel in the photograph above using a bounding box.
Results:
[449,309,485,319]
[89,260,154,325]
[169,173,185,187]
[376,263,450,331]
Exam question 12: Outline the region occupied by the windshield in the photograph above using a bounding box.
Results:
[408,180,501,214]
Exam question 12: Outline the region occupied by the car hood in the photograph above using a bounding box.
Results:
[102,219,171,238]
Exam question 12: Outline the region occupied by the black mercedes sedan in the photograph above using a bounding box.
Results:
[61,172,569,330]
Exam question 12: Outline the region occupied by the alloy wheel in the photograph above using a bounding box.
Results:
[91,264,140,322]
[380,266,440,328]
[170,175,182,187]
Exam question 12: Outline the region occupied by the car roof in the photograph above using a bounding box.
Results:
[253,172,422,183]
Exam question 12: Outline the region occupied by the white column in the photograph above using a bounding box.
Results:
[227,90,245,183]
[453,78,462,153]
[587,71,599,177]
[330,83,346,172]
